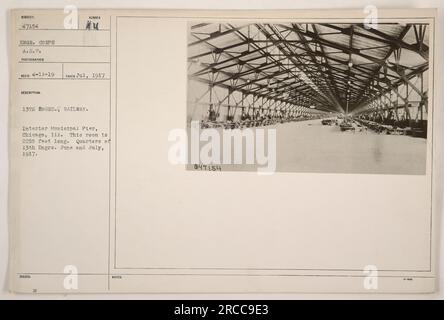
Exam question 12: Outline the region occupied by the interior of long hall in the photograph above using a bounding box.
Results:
[187,23,429,174]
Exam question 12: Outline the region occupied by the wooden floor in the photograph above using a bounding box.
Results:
[275,119,427,175]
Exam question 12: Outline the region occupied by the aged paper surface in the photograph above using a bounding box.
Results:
[8,8,437,293]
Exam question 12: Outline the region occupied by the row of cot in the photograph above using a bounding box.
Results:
[200,117,312,130]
